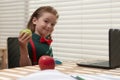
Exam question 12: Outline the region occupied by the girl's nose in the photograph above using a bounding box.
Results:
[47,24,52,29]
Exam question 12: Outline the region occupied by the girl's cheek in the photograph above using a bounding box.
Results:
[51,28,54,32]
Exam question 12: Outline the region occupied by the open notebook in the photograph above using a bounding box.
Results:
[77,29,120,69]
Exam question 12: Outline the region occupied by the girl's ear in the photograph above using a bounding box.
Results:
[32,17,37,24]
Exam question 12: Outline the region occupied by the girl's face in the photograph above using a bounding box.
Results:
[32,12,57,37]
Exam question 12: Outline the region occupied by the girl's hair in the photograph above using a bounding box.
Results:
[27,6,59,33]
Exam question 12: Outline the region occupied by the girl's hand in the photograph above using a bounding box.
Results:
[18,32,32,48]
[18,30,32,66]
[19,32,32,66]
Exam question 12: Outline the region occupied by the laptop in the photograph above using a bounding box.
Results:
[7,37,20,68]
[77,29,120,69]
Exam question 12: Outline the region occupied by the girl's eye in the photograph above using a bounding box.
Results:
[44,20,48,23]
[51,23,55,27]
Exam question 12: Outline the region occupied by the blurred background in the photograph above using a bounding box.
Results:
[0,0,120,62]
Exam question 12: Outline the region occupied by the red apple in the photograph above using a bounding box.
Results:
[38,55,55,70]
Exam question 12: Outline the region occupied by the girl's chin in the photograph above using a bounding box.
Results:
[41,33,49,36]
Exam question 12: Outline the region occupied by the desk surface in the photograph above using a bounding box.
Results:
[0,61,120,80]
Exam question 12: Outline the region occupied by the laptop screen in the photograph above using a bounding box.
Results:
[77,29,120,69]
[109,29,120,68]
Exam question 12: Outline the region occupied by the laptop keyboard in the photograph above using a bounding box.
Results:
[77,59,109,67]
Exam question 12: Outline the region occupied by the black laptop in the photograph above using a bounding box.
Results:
[7,37,20,68]
[77,29,120,69]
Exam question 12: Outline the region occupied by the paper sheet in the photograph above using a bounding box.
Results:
[70,73,120,80]
[18,70,76,80]
[18,69,120,80]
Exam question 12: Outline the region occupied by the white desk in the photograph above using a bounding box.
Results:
[0,61,120,80]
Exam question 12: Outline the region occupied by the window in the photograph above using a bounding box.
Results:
[0,0,120,61]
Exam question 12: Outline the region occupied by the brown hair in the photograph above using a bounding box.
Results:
[27,6,59,33]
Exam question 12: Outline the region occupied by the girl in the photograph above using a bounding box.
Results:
[19,6,59,66]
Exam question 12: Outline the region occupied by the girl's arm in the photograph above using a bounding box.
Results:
[18,33,32,67]
[19,45,32,66]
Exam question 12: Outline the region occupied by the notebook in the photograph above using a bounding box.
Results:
[7,37,20,68]
[77,29,120,69]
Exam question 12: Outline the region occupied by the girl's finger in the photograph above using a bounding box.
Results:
[24,35,32,42]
